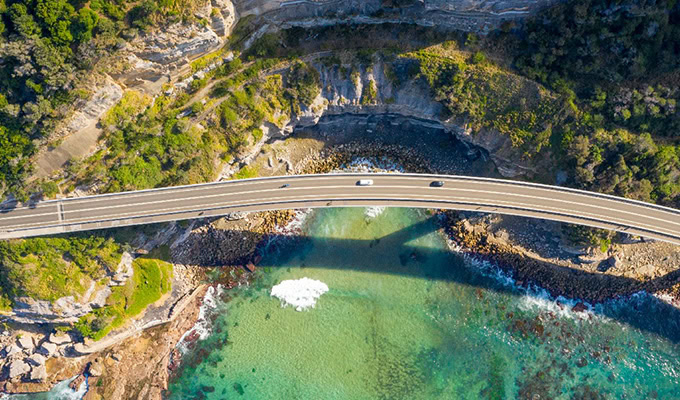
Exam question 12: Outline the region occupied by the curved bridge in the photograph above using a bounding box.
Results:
[1,173,680,244]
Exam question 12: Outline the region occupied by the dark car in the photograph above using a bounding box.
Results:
[280,184,291,188]
[430,181,444,187]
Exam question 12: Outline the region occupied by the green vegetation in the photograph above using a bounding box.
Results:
[285,61,321,111]
[232,165,258,180]
[361,80,378,105]
[405,47,559,159]
[491,0,680,243]
[0,0,208,200]
[74,258,173,340]
[0,235,123,310]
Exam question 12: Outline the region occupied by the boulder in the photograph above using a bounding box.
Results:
[27,353,46,367]
[8,359,30,379]
[49,332,72,345]
[29,365,47,382]
[88,359,104,377]
[38,342,57,357]
[17,335,35,351]
[3,344,22,358]
[90,286,112,308]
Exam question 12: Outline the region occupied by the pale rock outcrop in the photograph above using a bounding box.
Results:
[10,295,94,324]
[112,251,134,286]
[16,335,35,351]
[29,365,47,382]
[136,24,223,65]
[26,353,46,367]
[63,76,123,134]
[48,332,72,345]
[38,342,57,357]
[8,359,30,379]
[231,0,558,34]
[211,0,238,37]
[3,344,22,358]
[90,286,112,308]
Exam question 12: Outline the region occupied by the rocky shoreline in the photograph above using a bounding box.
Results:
[4,121,680,398]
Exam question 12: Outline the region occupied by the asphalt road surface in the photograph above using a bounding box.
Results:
[1,174,679,244]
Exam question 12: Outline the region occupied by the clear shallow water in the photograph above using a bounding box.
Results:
[167,207,680,399]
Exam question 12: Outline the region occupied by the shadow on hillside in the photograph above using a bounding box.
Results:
[178,214,680,344]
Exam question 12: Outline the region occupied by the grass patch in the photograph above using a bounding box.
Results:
[75,258,173,340]
[232,165,259,180]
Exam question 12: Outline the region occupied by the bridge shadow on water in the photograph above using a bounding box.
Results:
[180,215,680,345]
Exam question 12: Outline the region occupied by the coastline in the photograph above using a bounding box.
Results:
[4,135,680,397]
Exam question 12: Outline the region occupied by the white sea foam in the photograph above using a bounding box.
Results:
[176,285,222,353]
[339,157,405,173]
[273,208,310,236]
[364,206,386,219]
[271,277,329,311]
[442,233,606,321]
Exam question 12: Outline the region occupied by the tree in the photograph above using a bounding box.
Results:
[72,8,99,43]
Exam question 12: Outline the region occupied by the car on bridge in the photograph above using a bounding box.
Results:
[357,179,373,186]
[430,181,444,187]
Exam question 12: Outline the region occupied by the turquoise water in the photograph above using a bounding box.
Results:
[167,207,680,399]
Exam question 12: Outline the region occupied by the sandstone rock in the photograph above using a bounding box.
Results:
[8,359,30,379]
[112,252,134,285]
[17,335,35,351]
[3,344,22,358]
[65,77,123,133]
[38,342,57,357]
[29,365,47,382]
[11,295,93,324]
[90,286,112,308]
[49,332,72,345]
[88,359,104,377]
[136,24,222,65]
[27,353,46,367]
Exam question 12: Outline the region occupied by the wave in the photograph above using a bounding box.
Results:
[176,285,223,353]
[0,375,87,400]
[364,206,386,219]
[271,277,329,311]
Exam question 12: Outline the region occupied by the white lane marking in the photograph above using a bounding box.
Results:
[58,184,680,230]
[9,196,679,244]
[59,175,680,225]
[23,173,680,217]
[51,191,680,237]
[14,174,680,224]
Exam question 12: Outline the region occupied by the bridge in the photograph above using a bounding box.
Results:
[1,173,680,244]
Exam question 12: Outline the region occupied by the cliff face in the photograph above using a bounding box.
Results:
[257,57,534,178]
[231,0,558,33]
[224,57,533,179]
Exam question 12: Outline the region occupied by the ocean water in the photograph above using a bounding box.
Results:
[167,207,680,399]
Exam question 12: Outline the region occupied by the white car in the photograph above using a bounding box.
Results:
[356,179,374,186]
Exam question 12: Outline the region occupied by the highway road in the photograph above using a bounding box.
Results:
[1,173,680,244]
